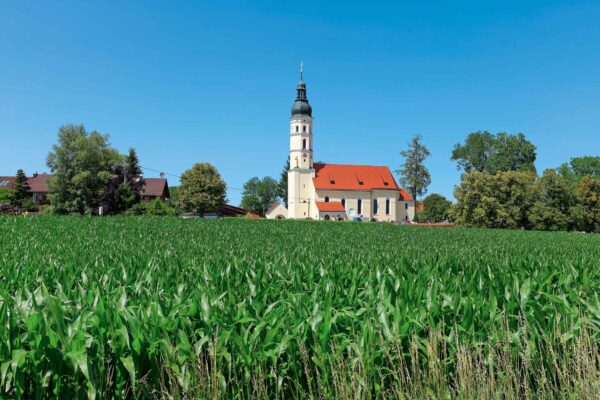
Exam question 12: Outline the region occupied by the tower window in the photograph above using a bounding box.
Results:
[303,139,307,149]
[405,202,408,210]
[296,126,299,132]
[341,197,346,208]
[357,198,362,214]
[373,199,378,215]
[324,196,329,202]
[385,198,390,215]
[303,126,306,132]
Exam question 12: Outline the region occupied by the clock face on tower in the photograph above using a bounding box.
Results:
[303,153,307,158]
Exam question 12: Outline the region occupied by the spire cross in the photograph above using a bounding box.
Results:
[300,61,303,80]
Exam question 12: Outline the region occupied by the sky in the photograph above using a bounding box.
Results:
[1,1,600,205]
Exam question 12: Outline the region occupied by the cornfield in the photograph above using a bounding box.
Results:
[1,216,599,399]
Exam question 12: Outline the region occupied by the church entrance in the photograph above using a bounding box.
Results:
[323,215,331,221]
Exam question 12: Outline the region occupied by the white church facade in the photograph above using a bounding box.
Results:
[266,71,415,222]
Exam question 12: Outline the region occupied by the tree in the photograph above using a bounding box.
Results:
[528,170,575,231]
[451,131,536,175]
[396,135,431,201]
[241,176,279,216]
[0,188,13,204]
[277,159,290,207]
[420,193,452,223]
[570,175,600,233]
[557,156,600,181]
[12,169,30,207]
[46,124,121,214]
[99,148,145,215]
[168,186,180,209]
[451,171,537,229]
[179,163,227,213]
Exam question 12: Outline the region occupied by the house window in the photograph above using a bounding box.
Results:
[324,196,329,202]
[341,197,346,208]
[357,198,362,214]
[303,125,306,132]
[385,198,390,215]
[303,139,307,149]
[373,199,378,215]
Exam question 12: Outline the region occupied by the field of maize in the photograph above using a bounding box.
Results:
[1,216,599,399]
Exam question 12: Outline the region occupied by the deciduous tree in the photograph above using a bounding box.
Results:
[451,131,536,175]
[241,176,279,216]
[420,193,452,223]
[179,163,227,213]
[46,124,121,214]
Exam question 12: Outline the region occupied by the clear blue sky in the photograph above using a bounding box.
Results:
[2,1,599,205]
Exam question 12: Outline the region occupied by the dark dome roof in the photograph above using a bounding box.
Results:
[291,77,311,117]
[291,100,312,117]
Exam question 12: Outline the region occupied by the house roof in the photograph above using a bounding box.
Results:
[313,163,413,200]
[315,201,346,212]
[28,174,52,193]
[141,178,169,197]
[0,174,52,193]
[265,201,282,216]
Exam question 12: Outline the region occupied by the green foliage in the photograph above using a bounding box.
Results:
[277,159,289,207]
[0,218,599,398]
[179,162,227,213]
[557,156,600,181]
[571,175,600,232]
[0,188,14,204]
[241,176,279,216]
[12,169,30,207]
[396,134,431,200]
[46,124,122,214]
[145,198,176,216]
[451,131,537,175]
[451,171,537,228]
[528,169,576,231]
[420,193,452,222]
[168,186,180,209]
[21,199,39,212]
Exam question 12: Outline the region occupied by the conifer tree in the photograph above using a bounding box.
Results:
[277,159,289,207]
[12,169,30,207]
[396,135,431,201]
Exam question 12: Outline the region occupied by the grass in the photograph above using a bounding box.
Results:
[0,216,599,399]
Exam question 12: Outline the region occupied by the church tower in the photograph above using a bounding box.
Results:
[288,64,314,219]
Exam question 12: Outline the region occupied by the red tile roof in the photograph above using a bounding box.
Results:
[141,178,168,198]
[0,174,52,193]
[28,174,52,193]
[313,163,413,200]
[315,201,346,212]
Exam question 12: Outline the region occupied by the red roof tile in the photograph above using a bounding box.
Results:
[141,178,168,197]
[28,174,52,193]
[315,201,346,212]
[313,164,413,200]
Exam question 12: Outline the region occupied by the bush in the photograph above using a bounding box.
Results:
[21,199,39,212]
[145,199,176,216]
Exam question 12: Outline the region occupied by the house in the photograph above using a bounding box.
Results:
[0,173,52,204]
[265,69,415,222]
[0,174,169,204]
[141,178,170,201]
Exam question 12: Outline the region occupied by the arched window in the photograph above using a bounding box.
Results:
[357,198,362,214]
[405,202,408,210]
[373,199,378,215]
[303,139,307,149]
[324,196,329,202]
[296,125,299,132]
[324,215,331,221]
[385,197,390,215]
[341,197,346,208]
[303,125,306,132]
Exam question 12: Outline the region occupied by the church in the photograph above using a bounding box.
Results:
[266,70,415,222]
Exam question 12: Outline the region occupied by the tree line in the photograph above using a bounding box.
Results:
[398,130,600,232]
